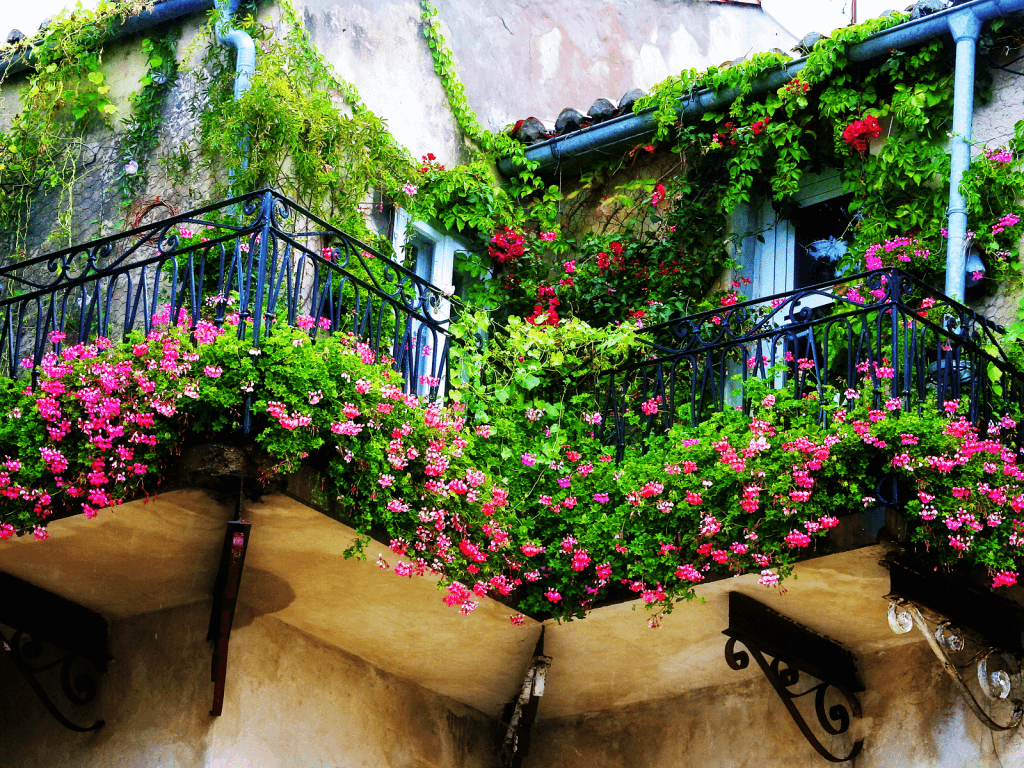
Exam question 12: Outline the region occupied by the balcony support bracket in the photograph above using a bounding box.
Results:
[886,555,1024,730]
[723,592,863,763]
[500,629,551,768]
[207,517,251,716]
[0,626,106,732]
[887,598,1024,730]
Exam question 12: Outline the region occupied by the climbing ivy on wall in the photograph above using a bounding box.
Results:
[0,0,147,254]
[166,0,419,244]
[118,31,181,206]
[415,6,1024,326]
[3,0,1024,623]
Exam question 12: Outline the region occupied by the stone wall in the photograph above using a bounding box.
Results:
[968,65,1024,328]
[0,599,500,767]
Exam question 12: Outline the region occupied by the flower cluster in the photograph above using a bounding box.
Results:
[842,115,882,152]
[488,227,526,265]
[5,305,1024,625]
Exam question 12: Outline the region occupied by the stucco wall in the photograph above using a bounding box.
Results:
[0,600,500,767]
[524,640,1024,768]
[969,65,1024,327]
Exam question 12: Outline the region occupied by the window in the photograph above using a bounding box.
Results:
[738,171,857,375]
[749,171,854,306]
[392,211,472,394]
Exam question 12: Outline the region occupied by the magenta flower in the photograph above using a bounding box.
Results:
[993,570,1018,588]
[521,453,536,467]
[593,492,609,504]
[783,530,811,548]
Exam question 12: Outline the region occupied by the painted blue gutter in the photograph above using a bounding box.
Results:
[0,0,216,78]
[500,0,1024,177]
[497,0,1024,300]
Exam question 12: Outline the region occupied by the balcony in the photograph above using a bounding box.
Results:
[2,193,1024,759]
[600,268,1024,462]
[0,188,453,404]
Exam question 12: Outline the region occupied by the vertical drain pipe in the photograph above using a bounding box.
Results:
[944,7,983,303]
[214,0,256,102]
[214,0,256,434]
[214,0,256,189]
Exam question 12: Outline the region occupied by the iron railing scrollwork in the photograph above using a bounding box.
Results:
[0,189,453,420]
[600,268,1024,458]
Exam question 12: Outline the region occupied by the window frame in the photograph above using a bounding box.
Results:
[749,170,847,306]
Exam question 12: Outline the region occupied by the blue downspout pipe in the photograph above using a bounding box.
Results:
[214,0,256,102]
[945,8,984,302]
[213,0,257,433]
[213,0,256,191]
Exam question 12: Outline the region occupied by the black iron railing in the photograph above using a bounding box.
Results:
[0,189,452,403]
[600,268,1024,455]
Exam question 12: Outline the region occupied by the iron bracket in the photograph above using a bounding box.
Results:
[207,518,251,716]
[886,555,1024,730]
[1,625,105,732]
[723,592,863,763]
[887,598,1024,730]
[0,571,108,732]
[500,629,551,768]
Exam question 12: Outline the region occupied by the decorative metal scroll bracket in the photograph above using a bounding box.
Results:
[500,629,551,768]
[207,518,251,716]
[0,625,105,732]
[723,592,863,763]
[887,598,1024,731]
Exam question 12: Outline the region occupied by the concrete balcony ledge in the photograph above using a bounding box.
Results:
[2,442,1000,724]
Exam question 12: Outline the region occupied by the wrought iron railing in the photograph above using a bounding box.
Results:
[0,189,452,404]
[600,268,1024,455]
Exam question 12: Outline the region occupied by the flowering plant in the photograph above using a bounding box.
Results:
[3,310,1024,623]
[841,115,882,152]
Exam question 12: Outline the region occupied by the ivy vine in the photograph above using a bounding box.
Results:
[0,0,146,254]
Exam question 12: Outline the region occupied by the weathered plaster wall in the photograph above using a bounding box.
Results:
[428,0,794,131]
[525,640,1024,768]
[296,0,795,163]
[0,600,500,767]
[295,0,464,167]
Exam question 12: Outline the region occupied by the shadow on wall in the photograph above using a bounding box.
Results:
[235,567,297,628]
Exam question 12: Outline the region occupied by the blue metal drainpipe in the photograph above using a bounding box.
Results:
[214,0,256,102]
[945,8,984,302]
[213,0,256,188]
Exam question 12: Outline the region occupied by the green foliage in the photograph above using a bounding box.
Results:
[0,0,146,251]
[419,0,524,162]
[118,31,180,205]
[169,0,416,242]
